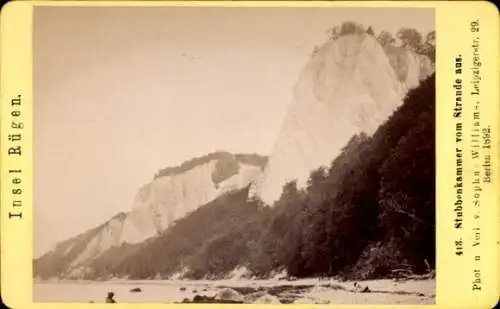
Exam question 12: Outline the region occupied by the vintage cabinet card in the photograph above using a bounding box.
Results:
[1,1,498,308]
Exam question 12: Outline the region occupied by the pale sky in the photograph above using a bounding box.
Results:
[33,6,434,257]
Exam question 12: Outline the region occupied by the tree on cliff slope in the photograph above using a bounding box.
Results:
[422,30,436,62]
[377,30,396,46]
[328,21,366,40]
[366,26,375,36]
[396,28,424,50]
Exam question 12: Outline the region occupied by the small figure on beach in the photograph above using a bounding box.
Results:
[106,292,116,303]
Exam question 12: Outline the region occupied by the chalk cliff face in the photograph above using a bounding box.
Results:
[119,159,263,244]
[70,213,127,267]
[34,152,266,279]
[33,212,128,279]
[250,34,434,205]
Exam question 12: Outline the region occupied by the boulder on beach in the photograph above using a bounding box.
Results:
[315,299,331,304]
[179,287,187,291]
[215,288,244,302]
[294,297,316,304]
[253,293,281,304]
[244,291,268,303]
[129,287,142,293]
[193,295,211,303]
[185,294,244,304]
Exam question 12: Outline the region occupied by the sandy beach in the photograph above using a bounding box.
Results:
[34,278,435,304]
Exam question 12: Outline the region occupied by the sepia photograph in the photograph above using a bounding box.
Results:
[33,5,436,304]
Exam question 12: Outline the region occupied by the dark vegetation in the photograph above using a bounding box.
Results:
[154,151,268,180]
[254,73,436,280]
[75,73,435,281]
[89,187,266,280]
[211,155,240,186]
[326,21,436,62]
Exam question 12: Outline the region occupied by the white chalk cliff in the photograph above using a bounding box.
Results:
[34,153,266,278]
[250,34,434,205]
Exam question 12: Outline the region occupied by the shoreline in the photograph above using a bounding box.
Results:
[34,277,435,304]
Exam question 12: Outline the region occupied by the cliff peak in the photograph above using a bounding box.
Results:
[250,33,434,205]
